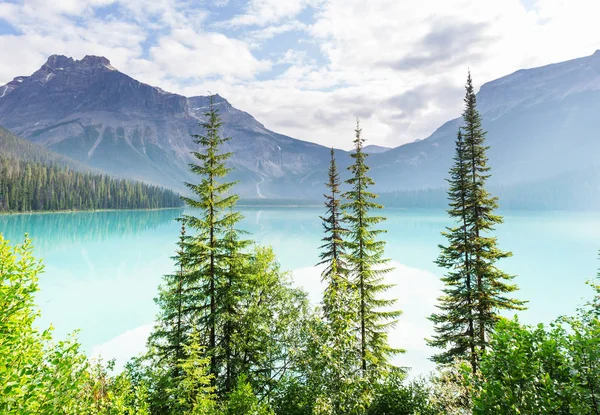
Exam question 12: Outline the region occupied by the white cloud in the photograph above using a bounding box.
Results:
[248,20,308,45]
[2,0,600,150]
[228,0,315,27]
[149,28,271,80]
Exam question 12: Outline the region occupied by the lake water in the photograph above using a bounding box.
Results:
[1,208,599,375]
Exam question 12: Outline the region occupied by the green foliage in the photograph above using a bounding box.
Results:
[176,332,218,415]
[473,289,600,415]
[223,375,273,415]
[82,358,150,415]
[368,373,436,415]
[0,234,147,414]
[428,361,473,415]
[473,318,571,414]
[0,156,182,212]
[149,222,195,379]
[342,120,402,376]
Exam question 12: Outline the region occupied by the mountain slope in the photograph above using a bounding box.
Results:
[369,50,600,192]
[3,51,600,201]
[0,125,90,171]
[0,55,338,198]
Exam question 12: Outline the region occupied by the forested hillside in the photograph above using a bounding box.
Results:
[0,125,89,170]
[0,157,183,212]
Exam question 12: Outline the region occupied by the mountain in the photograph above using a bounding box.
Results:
[2,51,600,203]
[369,50,600,193]
[0,55,339,198]
[0,125,90,171]
[354,144,391,154]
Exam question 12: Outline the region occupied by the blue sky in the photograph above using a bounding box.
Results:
[1,0,599,148]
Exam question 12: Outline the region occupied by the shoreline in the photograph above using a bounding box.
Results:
[0,206,184,216]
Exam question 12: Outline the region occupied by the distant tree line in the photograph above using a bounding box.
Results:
[0,157,183,212]
[379,170,600,211]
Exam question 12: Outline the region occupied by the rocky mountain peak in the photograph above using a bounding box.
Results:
[81,55,115,69]
[43,54,76,70]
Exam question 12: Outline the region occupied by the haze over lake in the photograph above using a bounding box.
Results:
[1,207,599,375]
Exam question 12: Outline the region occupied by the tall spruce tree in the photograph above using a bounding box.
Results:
[318,148,349,317]
[428,130,478,372]
[461,72,525,356]
[315,148,367,413]
[181,94,247,392]
[150,221,195,379]
[342,121,402,376]
[430,74,526,373]
[220,212,251,393]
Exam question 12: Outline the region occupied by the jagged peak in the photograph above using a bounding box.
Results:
[41,54,117,72]
[81,55,113,68]
[43,54,75,69]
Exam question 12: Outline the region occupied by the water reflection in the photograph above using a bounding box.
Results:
[0,209,183,253]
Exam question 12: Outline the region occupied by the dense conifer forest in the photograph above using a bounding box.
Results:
[1,86,599,415]
[0,157,183,212]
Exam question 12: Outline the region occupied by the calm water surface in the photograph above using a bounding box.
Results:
[1,208,599,374]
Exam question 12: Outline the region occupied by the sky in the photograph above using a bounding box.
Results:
[0,0,599,149]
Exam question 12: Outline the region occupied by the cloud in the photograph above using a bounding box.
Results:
[91,323,153,372]
[149,28,271,80]
[248,21,308,45]
[3,0,600,150]
[383,20,494,72]
[228,0,314,27]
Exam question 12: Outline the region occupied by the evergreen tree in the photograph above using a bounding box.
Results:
[318,148,349,318]
[430,74,526,373]
[178,96,248,393]
[312,147,368,414]
[0,156,182,212]
[342,120,402,376]
[149,222,195,379]
[181,94,247,393]
[461,73,525,355]
[220,213,251,393]
[428,130,478,371]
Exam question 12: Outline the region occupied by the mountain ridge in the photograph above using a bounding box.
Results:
[2,51,600,201]
[0,55,342,198]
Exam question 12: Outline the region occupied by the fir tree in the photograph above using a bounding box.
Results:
[149,222,194,379]
[430,74,526,373]
[314,147,367,413]
[342,120,402,376]
[220,213,251,393]
[428,130,478,372]
[461,72,526,356]
[318,148,349,318]
[181,94,246,391]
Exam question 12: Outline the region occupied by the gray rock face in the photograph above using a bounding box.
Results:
[0,55,338,197]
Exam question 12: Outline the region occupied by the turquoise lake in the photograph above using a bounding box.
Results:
[1,208,599,375]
